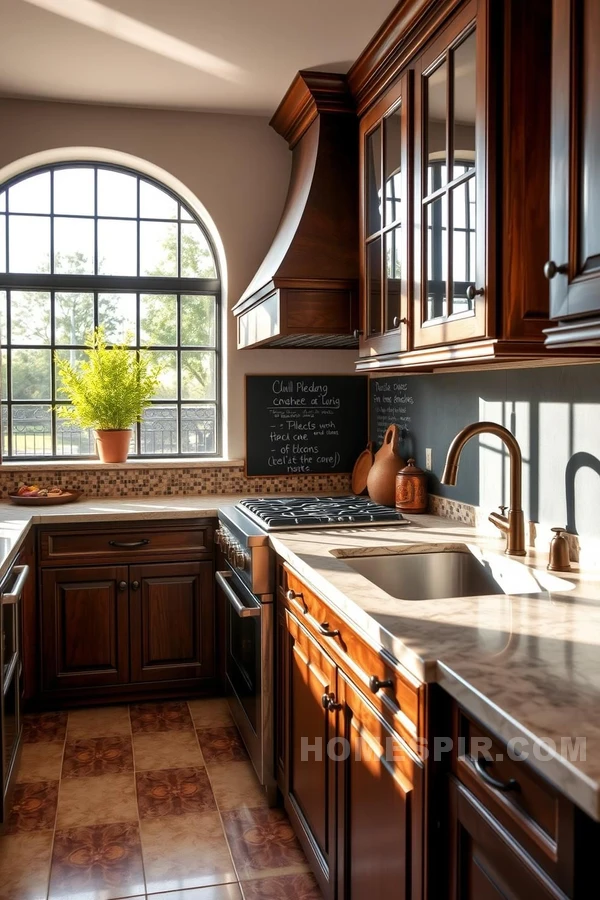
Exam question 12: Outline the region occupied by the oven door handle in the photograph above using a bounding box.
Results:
[1,565,29,605]
[216,570,261,618]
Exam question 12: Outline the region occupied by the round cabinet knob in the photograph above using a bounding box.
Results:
[544,260,568,280]
[368,675,394,694]
[286,589,302,602]
[466,285,485,302]
[353,329,363,340]
[118,581,127,592]
[321,693,330,710]
[392,316,407,329]
[131,580,140,591]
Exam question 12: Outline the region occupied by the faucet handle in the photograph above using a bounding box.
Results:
[499,505,508,517]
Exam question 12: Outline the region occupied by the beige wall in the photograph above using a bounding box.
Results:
[0,98,356,459]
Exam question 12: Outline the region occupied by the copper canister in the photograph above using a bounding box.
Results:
[395,458,428,513]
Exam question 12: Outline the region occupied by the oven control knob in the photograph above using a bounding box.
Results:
[234,549,246,568]
[215,529,224,548]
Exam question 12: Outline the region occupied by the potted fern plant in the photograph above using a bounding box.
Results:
[55,327,161,463]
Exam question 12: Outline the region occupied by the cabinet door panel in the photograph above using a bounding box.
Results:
[549,0,600,321]
[449,777,566,900]
[284,610,336,899]
[130,561,214,684]
[41,565,129,690]
[336,672,423,900]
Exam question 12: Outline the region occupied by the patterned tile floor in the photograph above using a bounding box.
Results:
[0,699,323,900]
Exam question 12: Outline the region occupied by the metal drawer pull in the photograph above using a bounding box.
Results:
[2,565,29,605]
[544,260,568,280]
[319,621,340,638]
[286,589,307,613]
[368,675,394,694]
[474,756,519,792]
[109,539,150,548]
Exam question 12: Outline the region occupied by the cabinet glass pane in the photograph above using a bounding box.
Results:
[453,30,476,179]
[367,238,382,336]
[451,177,476,314]
[385,227,402,330]
[366,126,382,235]
[426,195,447,320]
[384,105,402,225]
[426,61,448,190]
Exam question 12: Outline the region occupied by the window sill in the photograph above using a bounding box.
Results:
[0,458,244,472]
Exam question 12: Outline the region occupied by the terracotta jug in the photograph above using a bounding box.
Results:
[367,424,406,507]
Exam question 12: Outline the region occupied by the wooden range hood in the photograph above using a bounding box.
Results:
[233,71,359,349]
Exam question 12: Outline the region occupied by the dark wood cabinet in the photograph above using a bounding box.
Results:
[283,609,337,899]
[449,777,566,900]
[129,561,214,684]
[280,596,423,900]
[545,0,600,346]
[352,0,596,371]
[38,521,216,703]
[41,565,130,692]
[336,671,423,900]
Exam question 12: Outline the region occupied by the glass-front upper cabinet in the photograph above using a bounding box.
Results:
[413,0,487,348]
[359,73,410,358]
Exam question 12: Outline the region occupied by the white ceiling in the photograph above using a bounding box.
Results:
[0,0,399,115]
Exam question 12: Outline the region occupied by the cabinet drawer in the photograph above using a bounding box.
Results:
[453,707,575,888]
[282,563,422,746]
[40,522,213,564]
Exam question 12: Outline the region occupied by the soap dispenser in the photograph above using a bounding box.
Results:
[547,527,571,572]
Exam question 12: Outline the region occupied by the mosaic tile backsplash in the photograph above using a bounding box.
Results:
[0,463,352,499]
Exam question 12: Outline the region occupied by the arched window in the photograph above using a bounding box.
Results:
[0,163,221,459]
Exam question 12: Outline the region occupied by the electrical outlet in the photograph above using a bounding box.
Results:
[425,448,432,470]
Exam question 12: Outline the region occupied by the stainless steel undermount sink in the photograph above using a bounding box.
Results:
[339,546,574,602]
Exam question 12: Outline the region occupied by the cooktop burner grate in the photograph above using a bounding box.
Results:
[236,496,408,531]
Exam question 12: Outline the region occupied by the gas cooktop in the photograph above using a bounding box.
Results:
[236,496,408,531]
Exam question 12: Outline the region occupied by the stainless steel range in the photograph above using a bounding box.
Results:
[216,495,407,805]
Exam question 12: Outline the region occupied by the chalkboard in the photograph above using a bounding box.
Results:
[245,376,368,476]
[369,377,416,447]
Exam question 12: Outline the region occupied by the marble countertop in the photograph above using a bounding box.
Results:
[0,496,599,820]
[269,517,600,821]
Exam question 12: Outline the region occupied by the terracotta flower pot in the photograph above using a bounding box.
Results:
[94,429,132,464]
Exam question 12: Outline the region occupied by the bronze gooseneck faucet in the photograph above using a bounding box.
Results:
[441,421,526,556]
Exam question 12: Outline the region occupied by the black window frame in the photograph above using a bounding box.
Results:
[0,161,222,461]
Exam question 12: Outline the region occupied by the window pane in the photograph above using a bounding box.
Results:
[1,405,7,455]
[140,294,177,346]
[55,293,94,345]
[181,223,216,277]
[54,217,95,274]
[97,169,137,217]
[140,181,177,219]
[426,195,448,320]
[426,60,447,185]
[181,351,215,400]
[0,293,6,345]
[0,214,5,272]
[141,405,178,455]
[366,125,382,235]
[55,411,95,455]
[147,350,177,399]
[181,295,215,346]
[8,172,50,213]
[0,192,5,212]
[181,405,216,453]
[452,177,476,314]
[140,221,177,277]
[97,219,137,275]
[8,215,50,273]
[180,205,193,221]
[11,349,52,400]
[1,351,6,400]
[384,105,402,225]
[54,168,95,215]
[98,293,136,343]
[55,349,87,398]
[11,291,50,345]
[453,30,476,178]
[11,404,52,456]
